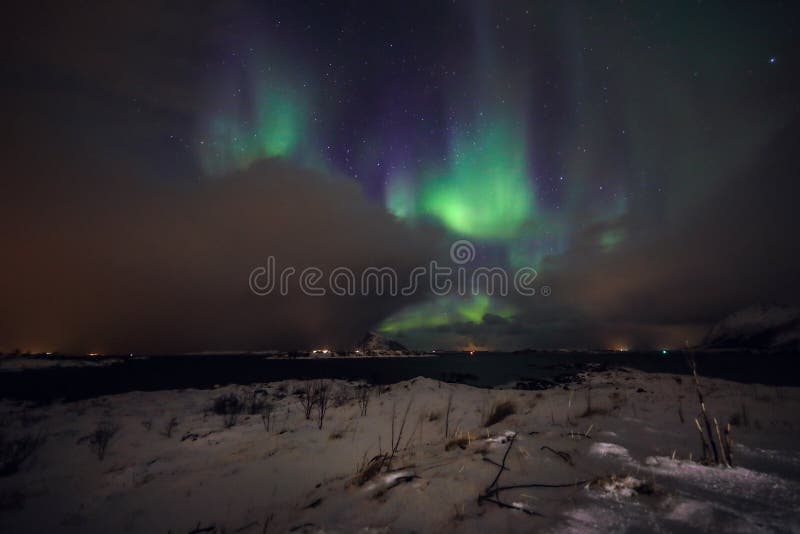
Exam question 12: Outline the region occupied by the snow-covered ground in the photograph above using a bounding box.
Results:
[1,369,799,532]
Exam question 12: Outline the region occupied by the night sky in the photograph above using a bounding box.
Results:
[2,1,799,353]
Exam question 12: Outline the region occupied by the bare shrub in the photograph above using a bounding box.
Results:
[332,385,351,408]
[89,422,119,460]
[316,380,330,429]
[483,400,516,427]
[356,385,371,416]
[212,393,244,415]
[0,435,45,476]
[247,389,269,415]
[298,382,316,420]
[260,402,274,432]
[428,411,441,422]
[161,417,179,438]
[212,393,244,428]
[223,411,238,428]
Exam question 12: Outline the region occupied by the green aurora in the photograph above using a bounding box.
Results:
[191,10,649,347]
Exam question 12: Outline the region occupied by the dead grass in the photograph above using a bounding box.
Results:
[352,454,388,486]
[580,386,608,418]
[445,436,470,451]
[0,435,46,476]
[483,400,516,427]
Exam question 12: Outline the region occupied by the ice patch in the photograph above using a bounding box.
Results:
[510,501,534,513]
[485,430,517,444]
[665,499,713,526]
[589,442,630,459]
[643,455,787,490]
[736,444,800,467]
[599,475,646,499]
[639,456,800,531]
[557,504,637,533]
[363,470,416,493]
[382,470,414,486]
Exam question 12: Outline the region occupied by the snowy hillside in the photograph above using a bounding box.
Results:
[354,331,412,355]
[1,370,799,532]
[702,305,800,350]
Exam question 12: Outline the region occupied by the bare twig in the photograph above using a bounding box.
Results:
[444,392,453,440]
[188,522,216,534]
[724,423,734,467]
[694,417,711,463]
[482,457,510,471]
[388,398,413,470]
[484,433,516,496]
[540,445,574,466]
[687,352,719,464]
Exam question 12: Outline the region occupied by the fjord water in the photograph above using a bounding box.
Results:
[1,351,798,402]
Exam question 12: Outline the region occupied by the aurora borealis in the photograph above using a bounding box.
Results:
[3,1,800,353]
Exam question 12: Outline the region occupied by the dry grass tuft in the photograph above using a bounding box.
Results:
[0,435,45,476]
[353,454,388,486]
[445,436,470,451]
[484,400,516,427]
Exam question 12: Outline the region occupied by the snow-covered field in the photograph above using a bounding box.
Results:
[1,369,799,533]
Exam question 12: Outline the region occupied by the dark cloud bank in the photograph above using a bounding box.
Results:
[0,156,446,353]
[392,117,800,350]
[3,117,798,353]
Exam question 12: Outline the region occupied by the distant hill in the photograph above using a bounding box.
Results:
[354,331,411,355]
[701,305,800,350]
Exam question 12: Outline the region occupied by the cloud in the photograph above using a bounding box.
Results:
[512,115,800,348]
[0,158,446,353]
[388,115,800,350]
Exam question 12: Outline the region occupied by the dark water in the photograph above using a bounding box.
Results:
[1,351,798,402]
